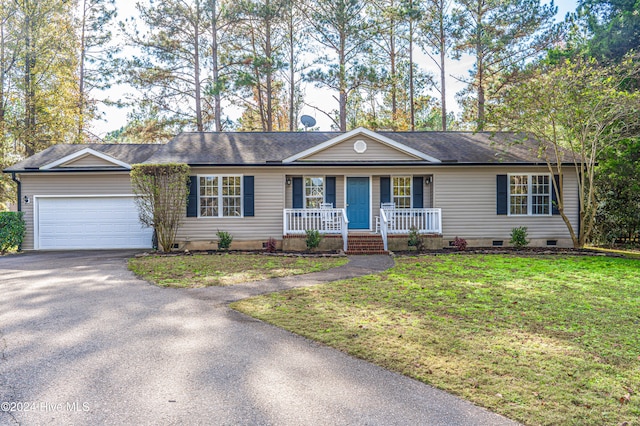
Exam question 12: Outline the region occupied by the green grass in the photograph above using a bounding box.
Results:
[232,255,640,425]
[128,253,348,287]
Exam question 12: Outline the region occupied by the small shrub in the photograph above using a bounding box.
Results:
[305,229,323,251]
[217,230,233,250]
[0,212,26,254]
[453,236,468,251]
[265,237,277,253]
[510,226,530,248]
[408,227,426,252]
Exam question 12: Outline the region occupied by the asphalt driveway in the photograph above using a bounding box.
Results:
[0,251,517,425]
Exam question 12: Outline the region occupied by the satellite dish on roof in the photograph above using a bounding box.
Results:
[300,115,316,130]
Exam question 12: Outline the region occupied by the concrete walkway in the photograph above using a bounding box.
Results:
[0,251,518,425]
[186,254,395,304]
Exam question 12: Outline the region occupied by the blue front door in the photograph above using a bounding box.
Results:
[347,177,370,229]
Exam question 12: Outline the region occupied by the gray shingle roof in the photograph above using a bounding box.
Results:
[143,132,338,165]
[144,131,556,165]
[378,132,547,163]
[4,144,163,172]
[4,130,565,173]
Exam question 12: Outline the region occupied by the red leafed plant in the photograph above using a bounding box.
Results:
[453,237,468,251]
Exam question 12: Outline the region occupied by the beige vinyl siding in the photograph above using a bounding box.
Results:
[424,177,433,208]
[372,177,381,214]
[61,155,120,168]
[433,167,579,240]
[303,135,420,162]
[18,165,579,249]
[19,173,135,250]
[179,167,285,242]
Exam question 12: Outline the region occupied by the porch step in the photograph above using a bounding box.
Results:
[346,234,387,255]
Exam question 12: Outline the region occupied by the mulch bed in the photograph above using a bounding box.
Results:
[392,247,632,258]
[135,250,346,258]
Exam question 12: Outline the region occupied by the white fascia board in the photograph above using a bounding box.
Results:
[282,127,441,163]
[40,148,131,170]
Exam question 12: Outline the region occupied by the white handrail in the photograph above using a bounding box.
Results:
[380,208,389,251]
[340,208,349,252]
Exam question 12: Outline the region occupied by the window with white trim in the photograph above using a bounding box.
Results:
[509,174,550,215]
[304,177,324,208]
[199,175,242,217]
[392,176,411,208]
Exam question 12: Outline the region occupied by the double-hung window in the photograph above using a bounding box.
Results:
[392,176,411,208]
[509,174,551,215]
[304,177,324,208]
[199,175,242,217]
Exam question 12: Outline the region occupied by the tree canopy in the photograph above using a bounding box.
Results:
[489,55,640,247]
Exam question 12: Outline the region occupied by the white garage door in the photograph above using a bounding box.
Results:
[37,197,153,250]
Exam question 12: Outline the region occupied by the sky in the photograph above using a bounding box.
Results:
[92,0,579,137]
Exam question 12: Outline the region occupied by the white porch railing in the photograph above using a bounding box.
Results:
[283,208,349,251]
[380,207,442,251]
[384,208,442,234]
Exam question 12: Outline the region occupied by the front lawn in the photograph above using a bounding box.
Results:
[129,253,348,287]
[232,255,640,425]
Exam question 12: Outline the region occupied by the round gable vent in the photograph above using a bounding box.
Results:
[353,140,367,154]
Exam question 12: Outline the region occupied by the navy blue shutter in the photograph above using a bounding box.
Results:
[325,176,336,207]
[551,174,560,215]
[187,176,198,217]
[243,176,254,216]
[496,175,508,215]
[413,176,424,208]
[292,177,303,208]
[380,176,391,204]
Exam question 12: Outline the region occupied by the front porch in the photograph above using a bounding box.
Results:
[283,207,443,252]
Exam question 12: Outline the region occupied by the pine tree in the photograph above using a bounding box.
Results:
[76,0,117,142]
[304,0,375,131]
[452,0,558,130]
[124,0,210,133]
[419,0,453,130]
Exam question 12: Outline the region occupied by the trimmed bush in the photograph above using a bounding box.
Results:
[408,227,426,252]
[217,230,233,250]
[0,212,26,254]
[305,229,323,251]
[510,226,530,248]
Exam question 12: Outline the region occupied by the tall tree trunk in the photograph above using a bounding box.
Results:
[288,7,294,131]
[476,55,484,131]
[24,12,36,156]
[408,6,415,131]
[194,1,203,131]
[389,6,397,124]
[439,1,447,131]
[77,0,87,142]
[250,28,267,131]
[265,0,273,132]
[475,5,484,132]
[210,0,222,131]
[339,33,347,132]
[0,19,6,141]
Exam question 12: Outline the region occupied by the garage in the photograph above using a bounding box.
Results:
[36,197,153,250]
